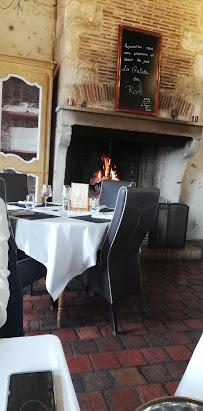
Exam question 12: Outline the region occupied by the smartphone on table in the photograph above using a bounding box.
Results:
[6,370,56,410]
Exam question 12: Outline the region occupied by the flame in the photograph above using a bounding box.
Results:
[92,156,120,184]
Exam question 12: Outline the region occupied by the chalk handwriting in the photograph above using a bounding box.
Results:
[132,66,149,75]
[125,85,143,95]
[124,43,142,49]
[143,97,151,111]
[134,52,148,57]
[146,46,153,51]
[132,76,140,82]
[124,58,133,61]
[122,65,130,71]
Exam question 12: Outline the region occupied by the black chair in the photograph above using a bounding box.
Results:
[0,200,24,338]
[99,180,136,209]
[0,173,28,202]
[79,186,160,334]
[0,177,46,297]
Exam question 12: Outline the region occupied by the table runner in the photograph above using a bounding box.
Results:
[16,212,60,220]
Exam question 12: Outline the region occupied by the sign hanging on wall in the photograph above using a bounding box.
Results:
[115,25,162,116]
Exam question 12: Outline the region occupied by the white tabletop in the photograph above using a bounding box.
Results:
[0,334,80,411]
[175,332,203,400]
[10,207,110,300]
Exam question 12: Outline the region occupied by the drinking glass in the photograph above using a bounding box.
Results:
[25,195,34,210]
[61,185,71,202]
[40,184,52,209]
[89,197,100,213]
[60,185,71,215]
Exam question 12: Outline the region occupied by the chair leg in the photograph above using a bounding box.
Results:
[136,277,143,321]
[57,290,65,327]
[109,303,118,335]
[26,283,33,297]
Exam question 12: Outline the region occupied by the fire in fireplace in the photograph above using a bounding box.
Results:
[90,156,120,185]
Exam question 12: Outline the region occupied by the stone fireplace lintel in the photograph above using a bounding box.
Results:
[56,105,203,140]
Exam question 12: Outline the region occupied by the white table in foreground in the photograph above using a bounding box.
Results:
[11,208,110,301]
[0,334,80,411]
[175,332,203,400]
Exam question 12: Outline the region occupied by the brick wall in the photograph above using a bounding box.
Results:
[55,0,203,120]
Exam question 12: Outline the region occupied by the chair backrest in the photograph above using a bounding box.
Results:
[99,180,136,208]
[101,186,160,300]
[0,173,28,203]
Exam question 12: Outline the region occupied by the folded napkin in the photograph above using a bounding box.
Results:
[93,212,114,220]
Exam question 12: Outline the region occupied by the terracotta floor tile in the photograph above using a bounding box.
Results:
[165,361,188,379]
[140,364,173,383]
[116,348,147,367]
[66,354,93,373]
[90,352,120,370]
[77,391,108,411]
[112,367,146,386]
[141,347,170,364]
[107,387,140,410]
[165,345,192,361]
[97,337,125,352]
[137,383,168,403]
[164,381,180,395]
[77,326,102,339]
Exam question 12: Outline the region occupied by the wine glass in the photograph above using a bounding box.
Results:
[40,184,52,210]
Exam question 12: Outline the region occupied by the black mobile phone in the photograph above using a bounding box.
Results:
[6,370,56,411]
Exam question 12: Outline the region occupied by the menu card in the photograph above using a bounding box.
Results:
[70,183,89,209]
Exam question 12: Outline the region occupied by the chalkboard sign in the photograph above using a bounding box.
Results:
[115,25,162,116]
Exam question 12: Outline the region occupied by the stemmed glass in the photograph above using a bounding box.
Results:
[40,184,52,210]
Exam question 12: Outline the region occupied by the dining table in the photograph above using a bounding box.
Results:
[8,204,113,326]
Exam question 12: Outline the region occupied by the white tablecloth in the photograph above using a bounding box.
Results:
[12,209,110,300]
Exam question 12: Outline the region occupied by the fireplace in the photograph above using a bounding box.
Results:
[63,125,194,195]
[52,106,202,206]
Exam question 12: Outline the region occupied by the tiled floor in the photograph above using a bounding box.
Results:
[23,260,203,410]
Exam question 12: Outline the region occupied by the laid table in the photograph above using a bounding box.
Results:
[0,334,80,410]
[8,205,111,326]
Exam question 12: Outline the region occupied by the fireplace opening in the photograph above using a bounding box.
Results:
[64,124,190,199]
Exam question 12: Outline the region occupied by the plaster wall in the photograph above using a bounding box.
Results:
[180,139,203,240]
[0,0,56,60]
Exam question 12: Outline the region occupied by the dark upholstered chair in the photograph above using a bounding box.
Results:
[0,173,28,202]
[0,177,46,297]
[99,180,136,209]
[79,186,160,333]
